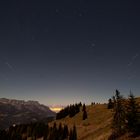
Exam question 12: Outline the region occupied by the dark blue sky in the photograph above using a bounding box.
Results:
[0,0,140,105]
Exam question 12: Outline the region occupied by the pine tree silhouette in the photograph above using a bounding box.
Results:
[126,93,140,136]
[110,90,126,139]
[108,98,114,109]
[83,110,87,120]
[72,125,77,140]
[82,103,87,120]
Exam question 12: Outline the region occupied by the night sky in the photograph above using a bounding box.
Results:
[0,0,140,106]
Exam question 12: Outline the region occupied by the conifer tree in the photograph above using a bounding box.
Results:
[112,90,126,137]
[69,125,77,140]
[82,103,87,120]
[82,103,86,111]
[78,102,82,107]
[58,123,63,140]
[108,98,114,109]
[126,93,140,135]
[63,124,69,139]
[83,110,87,120]
[72,125,77,140]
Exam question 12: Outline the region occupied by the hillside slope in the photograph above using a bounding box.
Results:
[51,104,112,140]
[51,97,140,140]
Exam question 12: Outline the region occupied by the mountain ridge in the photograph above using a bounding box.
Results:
[0,98,56,129]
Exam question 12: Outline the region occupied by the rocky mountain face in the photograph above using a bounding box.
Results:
[0,98,56,129]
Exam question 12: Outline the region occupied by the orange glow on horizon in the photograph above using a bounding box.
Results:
[50,107,63,112]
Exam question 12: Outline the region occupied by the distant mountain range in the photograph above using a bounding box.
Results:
[0,98,56,129]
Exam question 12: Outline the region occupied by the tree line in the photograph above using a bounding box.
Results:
[56,103,82,119]
[108,90,140,139]
[0,122,77,140]
[0,102,89,140]
[56,102,88,120]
